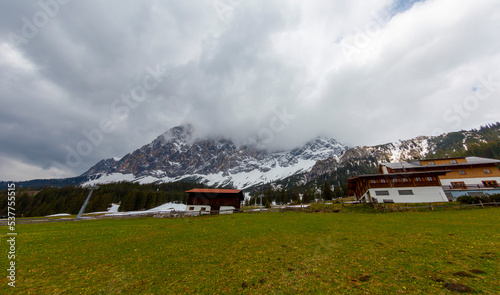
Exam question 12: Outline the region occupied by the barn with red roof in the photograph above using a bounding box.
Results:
[185,188,244,214]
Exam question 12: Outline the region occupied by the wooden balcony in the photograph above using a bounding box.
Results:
[442,184,500,190]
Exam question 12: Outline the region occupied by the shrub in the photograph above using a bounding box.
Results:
[309,203,341,213]
[457,193,500,204]
[489,194,500,202]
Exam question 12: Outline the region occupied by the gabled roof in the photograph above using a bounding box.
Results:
[185,188,242,194]
[382,156,500,170]
[349,170,450,181]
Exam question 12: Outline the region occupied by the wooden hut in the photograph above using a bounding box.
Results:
[185,189,244,214]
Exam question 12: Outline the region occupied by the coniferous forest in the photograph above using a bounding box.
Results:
[0,182,205,217]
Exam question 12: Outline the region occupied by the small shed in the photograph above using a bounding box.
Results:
[185,189,244,214]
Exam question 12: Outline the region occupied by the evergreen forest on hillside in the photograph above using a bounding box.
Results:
[0,182,205,217]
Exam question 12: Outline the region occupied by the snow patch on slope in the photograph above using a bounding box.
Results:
[81,158,319,189]
[103,202,187,216]
[83,173,136,187]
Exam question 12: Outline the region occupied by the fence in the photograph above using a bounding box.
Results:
[376,201,499,212]
[0,217,75,225]
[1,202,498,226]
[442,184,499,190]
[245,205,312,213]
[152,208,237,218]
[0,209,239,225]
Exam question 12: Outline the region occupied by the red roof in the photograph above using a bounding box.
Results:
[185,188,242,194]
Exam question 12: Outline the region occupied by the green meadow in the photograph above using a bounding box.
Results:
[1,208,499,294]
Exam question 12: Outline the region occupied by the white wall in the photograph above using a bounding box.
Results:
[219,206,235,214]
[440,176,500,187]
[186,205,211,215]
[369,187,448,203]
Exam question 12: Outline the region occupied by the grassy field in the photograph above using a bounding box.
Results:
[1,207,499,294]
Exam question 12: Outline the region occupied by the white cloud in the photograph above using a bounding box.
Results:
[0,156,74,181]
[0,0,499,180]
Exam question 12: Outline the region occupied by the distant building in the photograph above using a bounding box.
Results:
[348,171,449,203]
[379,156,500,199]
[185,189,244,214]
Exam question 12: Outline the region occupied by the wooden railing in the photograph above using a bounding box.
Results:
[442,184,500,190]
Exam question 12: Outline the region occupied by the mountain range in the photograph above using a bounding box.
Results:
[82,124,349,189]
[3,122,500,191]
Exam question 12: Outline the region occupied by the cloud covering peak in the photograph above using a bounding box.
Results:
[1,0,499,180]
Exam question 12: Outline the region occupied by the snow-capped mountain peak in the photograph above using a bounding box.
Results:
[82,125,348,188]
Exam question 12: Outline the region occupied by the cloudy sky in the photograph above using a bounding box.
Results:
[1,0,500,181]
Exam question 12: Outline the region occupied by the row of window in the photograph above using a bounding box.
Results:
[370,177,435,184]
[188,207,207,211]
[375,190,414,196]
[456,169,492,175]
[375,180,500,196]
[450,180,499,188]
[426,159,458,165]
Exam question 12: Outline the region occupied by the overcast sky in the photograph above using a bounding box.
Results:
[1,0,500,181]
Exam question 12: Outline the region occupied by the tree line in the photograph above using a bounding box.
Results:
[0,181,206,217]
[429,122,500,159]
[246,180,348,207]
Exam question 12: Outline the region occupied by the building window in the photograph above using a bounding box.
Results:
[415,177,422,182]
[483,169,492,174]
[426,177,434,181]
[402,178,409,182]
[459,170,467,175]
[380,179,387,183]
[450,159,458,164]
[201,207,206,211]
[398,190,414,195]
[189,207,195,211]
[428,161,435,165]
[482,181,499,187]
[451,182,467,189]
[370,180,377,184]
[375,190,390,196]
[392,178,399,183]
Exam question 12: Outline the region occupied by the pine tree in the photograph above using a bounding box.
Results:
[134,191,147,210]
[333,186,343,199]
[145,192,157,209]
[119,191,135,212]
[322,181,333,201]
[296,194,302,204]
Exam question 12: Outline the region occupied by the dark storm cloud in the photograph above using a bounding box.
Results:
[1,0,499,180]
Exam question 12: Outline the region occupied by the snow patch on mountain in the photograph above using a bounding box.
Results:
[84,173,136,186]
[199,158,318,188]
[81,126,348,189]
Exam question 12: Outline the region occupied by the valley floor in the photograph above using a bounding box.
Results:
[1,208,499,294]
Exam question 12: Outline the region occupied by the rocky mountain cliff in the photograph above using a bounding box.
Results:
[82,124,348,189]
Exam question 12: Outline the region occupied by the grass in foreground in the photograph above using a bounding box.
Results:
[1,208,499,294]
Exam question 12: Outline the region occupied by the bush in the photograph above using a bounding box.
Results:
[457,194,500,204]
[309,203,341,213]
[489,194,500,202]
